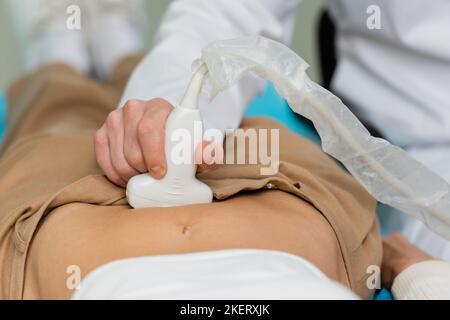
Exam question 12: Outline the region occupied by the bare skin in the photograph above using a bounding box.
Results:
[20,98,348,299]
[23,190,349,300]
[381,233,437,288]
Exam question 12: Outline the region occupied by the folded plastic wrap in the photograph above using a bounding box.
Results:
[195,36,450,241]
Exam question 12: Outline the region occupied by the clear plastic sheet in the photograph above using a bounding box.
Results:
[195,36,450,241]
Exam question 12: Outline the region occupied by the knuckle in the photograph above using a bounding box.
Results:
[105,110,121,128]
[150,97,169,106]
[94,130,108,148]
[137,118,154,135]
[155,106,171,119]
[149,98,174,113]
[123,99,141,115]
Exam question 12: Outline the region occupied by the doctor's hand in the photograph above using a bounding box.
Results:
[381,233,436,288]
[95,98,220,187]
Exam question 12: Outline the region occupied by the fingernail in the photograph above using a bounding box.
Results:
[150,166,165,178]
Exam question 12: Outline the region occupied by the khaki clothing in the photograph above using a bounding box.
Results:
[0,57,381,299]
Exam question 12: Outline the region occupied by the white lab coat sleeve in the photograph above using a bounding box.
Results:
[391,260,450,300]
[119,0,300,135]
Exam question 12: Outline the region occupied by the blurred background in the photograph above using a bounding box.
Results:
[0,0,325,92]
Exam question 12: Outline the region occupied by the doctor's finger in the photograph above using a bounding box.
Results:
[122,99,147,173]
[137,104,173,179]
[94,125,127,187]
[105,109,140,182]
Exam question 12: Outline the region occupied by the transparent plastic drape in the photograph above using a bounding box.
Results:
[195,36,450,241]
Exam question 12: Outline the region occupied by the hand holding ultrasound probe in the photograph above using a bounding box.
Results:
[130,36,450,246]
[4,0,450,300]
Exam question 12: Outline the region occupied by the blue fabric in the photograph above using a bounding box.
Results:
[0,93,6,143]
[245,83,321,145]
[374,289,394,300]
